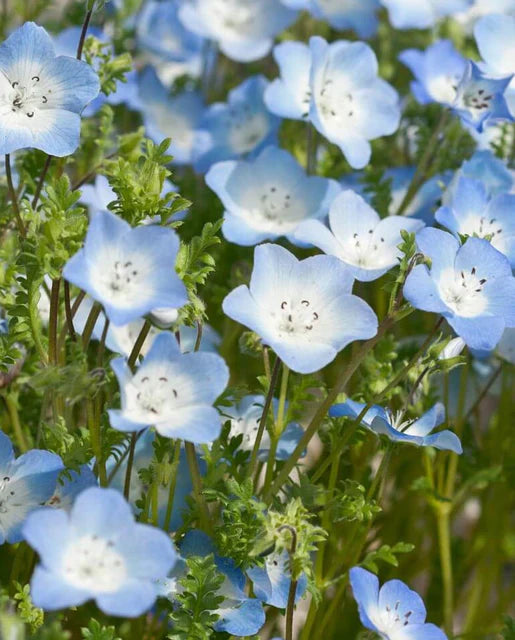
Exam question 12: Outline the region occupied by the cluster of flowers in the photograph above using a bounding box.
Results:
[0,0,514,638]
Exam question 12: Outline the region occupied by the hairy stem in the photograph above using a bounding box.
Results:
[5,154,25,236]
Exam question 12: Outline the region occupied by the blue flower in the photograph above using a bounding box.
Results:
[294,190,423,281]
[63,210,188,326]
[386,167,450,223]
[0,430,63,544]
[178,0,297,63]
[436,177,515,267]
[139,67,205,165]
[330,400,462,453]
[107,430,195,531]
[379,0,472,30]
[264,41,312,121]
[206,146,340,246]
[108,332,229,442]
[222,243,378,374]
[497,327,515,365]
[309,36,400,169]
[225,395,304,461]
[399,40,466,106]
[0,22,99,156]
[137,0,204,67]
[349,566,448,640]
[23,487,177,616]
[282,0,380,37]
[194,75,280,173]
[179,529,265,636]
[46,466,97,511]
[403,228,515,351]
[452,61,513,132]
[247,549,307,608]
[474,13,515,80]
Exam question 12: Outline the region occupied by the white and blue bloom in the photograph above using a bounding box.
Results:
[194,75,280,173]
[264,41,312,121]
[309,36,400,169]
[281,0,380,38]
[205,146,340,246]
[435,177,515,267]
[379,0,472,30]
[0,430,63,544]
[350,566,447,640]
[178,0,297,63]
[404,228,515,351]
[139,67,205,165]
[225,395,304,461]
[247,549,307,608]
[386,167,450,223]
[293,190,423,281]
[179,529,265,636]
[399,40,466,106]
[222,243,378,374]
[0,22,99,156]
[23,487,177,616]
[108,332,229,443]
[46,466,97,511]
[63,210,188,326]
[452,61,513,132]
[330,400,462,453]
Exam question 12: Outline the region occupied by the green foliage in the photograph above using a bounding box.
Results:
[204,478,267,569]
[360,167,393,218]
[81,619,121,640]
[361,542,415,573]
[168,555,224,640]
[13,583,44,634]
[501,616,515,640]
[329,480,382,523]
[83,37,132,98]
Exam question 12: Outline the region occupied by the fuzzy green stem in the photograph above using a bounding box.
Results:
[279,525,298,640]
[81,303,102,351]
[436,507,454,636]
[185,441,211,532]
[2,393,28,452]
[32,155,52,210]
[164,439,182,531]
[48,278,60,365]
[262,364,289,495]
[5,154,25,237]
[128,320,151,369]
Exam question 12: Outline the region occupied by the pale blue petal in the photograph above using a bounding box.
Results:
[455,237,512,281]
[215,598,266,636]
[44,56,99,113]
[378,579,427,624]
[108,410,149,433]
[69,487,134,538]
[394,623,448,640]
[116,523,177,578]
[404,403,445,436]
[31,566,90,611]
[140,332,182,365]
[403,265,449,314]
[22,508,71,566]
[96,580,157,617]
[156,405,222,444]
[423,430,463,453]
[349,567,380,632]
[447,315,506,351]
[0,431,14,468]
[415,228,460,278]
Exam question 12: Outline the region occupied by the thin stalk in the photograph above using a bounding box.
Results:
[123,432,139,500]
[77,9,93,60]
[88,397,107,486]
[462,363,501,425]
[248,356,282,480]
[185,441,211,532]
[48,278,60,365]
[63,282,77,341]
[396,110,450,215]
[32,155,52,209]
[58,290,86,349]
[5,154,25,236]
[436,507,454,636]
[279,525,298,640]
[164,439,182,531]
[2,393,28,452]
[194,320,203,352]
[445,359,469,498]
[262,363,289,495]
[81,303,102,351]
[128,320,151,369]
[151,475,160,526]
[367,445,393,501]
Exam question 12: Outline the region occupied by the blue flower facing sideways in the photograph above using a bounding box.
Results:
[222,243,378,374]
[330,400,462,453]
[247,549,307,609]
[194,75,280,173]
[379,0,471,30]
[109,332,229,443]
[63,210,188,326]
[205,146,340,246]
[435,177,515,267]
[309,36,400,169]
[0,22,99,156]
[0,430,63,544]
[23,487,177,617]
[350,566,447,640]
[404,228,515,351]
[282,0,380,38]
[293,190,423,281]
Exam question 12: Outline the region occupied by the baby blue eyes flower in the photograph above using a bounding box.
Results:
[62,210,188,326]
[108,332,229,443]
[178,0,297,63]
[222,243,378,374]
[399,40,466,106]
[379,0,472,30]
[444,150,513,202]
[436,177,515,267]
[265,41,312,121]
[330,400,463,453]
[247,549,307,608]
[282,0,380,38]
[179,530,265,636]
[0,22,99,156]
[474,13,515,80]
[403,228,515,351]
[0,430,63,544]
[139,67,205,166]
[23,487,177,617]
[349,566,448,640]
[294,190,423,282]
[205,146,340,246]
[194,75,280,173]
[452,61,513,132]
[46,466,97,511]
[225,395,304,461]
[309,36,401,170]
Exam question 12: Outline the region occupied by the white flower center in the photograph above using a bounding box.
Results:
[439,266,488,317]
[375,599,415,634]
[0,476,18,514]
[318,78,356,128]
[229,405,270,451]
[207,0,260,36]
[63,535,127,592]
[91,252,149,307]
[459,215,504,241]
[2,72,52,119]
[340,228,389,269]
[272,298,321,337]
